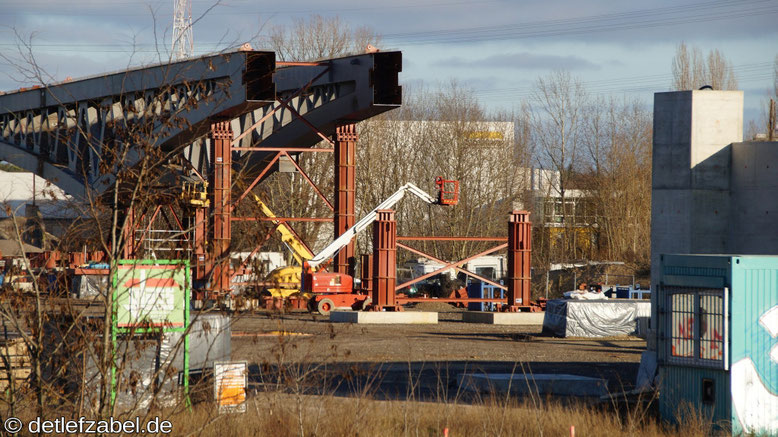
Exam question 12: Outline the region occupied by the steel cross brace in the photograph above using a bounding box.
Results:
[230,223,279,280]
[233,149,333,212]
[395,242,509,292]
[233,147,333,153]
[234,152,281,205]
[279,150,334,211]
[166,204,189,241]
[231,217,332,222]
[397,236,507,242]
[134,205,164,252]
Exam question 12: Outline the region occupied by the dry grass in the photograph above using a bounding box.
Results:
[167,391,725,437]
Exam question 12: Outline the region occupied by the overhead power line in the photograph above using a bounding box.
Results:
[0,0,775,49]
[382,0,778,45]
[471,63,775,101]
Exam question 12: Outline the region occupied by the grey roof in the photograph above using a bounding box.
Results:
[0,239,43,257]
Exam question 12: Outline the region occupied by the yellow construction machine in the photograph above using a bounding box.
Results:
[247,191,313,299]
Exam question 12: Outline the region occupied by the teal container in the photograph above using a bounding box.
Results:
[658,255,778,435]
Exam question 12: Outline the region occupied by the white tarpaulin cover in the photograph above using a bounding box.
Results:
[543,299,651,337]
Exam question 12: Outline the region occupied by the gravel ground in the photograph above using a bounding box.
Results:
[229,310,646,398]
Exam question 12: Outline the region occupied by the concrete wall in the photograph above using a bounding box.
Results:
[730,142,778,254]
[650,90,743,344]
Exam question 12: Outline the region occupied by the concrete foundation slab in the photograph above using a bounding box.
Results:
[462,311,545,325]
[458,373,607,397]
[329,311,438,324]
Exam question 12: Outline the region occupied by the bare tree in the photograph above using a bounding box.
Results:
[529,71,588,261]
[672,42,702,91]
[582,97,652,267]
[671,42,738,90]
[265,15,381,62]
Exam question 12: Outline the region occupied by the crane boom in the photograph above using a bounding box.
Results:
[248,191,314,265]
[307,183,437,268]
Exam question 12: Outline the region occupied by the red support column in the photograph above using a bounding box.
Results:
[334,124,357,276]
[122,207,136,259]
[194,206,208,283]
[210,121,233,294]
[360,254,373,293]
[505,210,533,312]
[371,209,400,311]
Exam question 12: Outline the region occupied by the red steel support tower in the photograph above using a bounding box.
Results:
[334,124,357,276]
[360,253,373,293]
[371,209,399,310]
[193,207,208,283]
[210,121,233,293]
[505,210,532,311]
[122,207,136,259]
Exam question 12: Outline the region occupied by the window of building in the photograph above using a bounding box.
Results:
[664,286,727,369]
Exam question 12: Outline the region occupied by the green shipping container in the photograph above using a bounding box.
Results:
[658,254,778,435]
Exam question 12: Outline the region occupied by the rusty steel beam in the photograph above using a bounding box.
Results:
[231,102,285,147]
[505,210,532,311]
[232,147,333,153]
[396,298,505,304]
[396,242,508,291]
[334,123,357,276]
[234,152,281,205]
[397,236,507,242]
[372,210,398,310]
[166,205,188,240]
[230,217,332,222]
[134,205,163,252]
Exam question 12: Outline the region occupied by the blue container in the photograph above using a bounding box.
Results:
[466,282,504,311]
[615,286,630,299]
[657,254,778,435]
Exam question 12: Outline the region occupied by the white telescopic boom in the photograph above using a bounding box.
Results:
[307,183,437,269]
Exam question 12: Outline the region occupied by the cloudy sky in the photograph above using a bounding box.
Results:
[1,0,776,125]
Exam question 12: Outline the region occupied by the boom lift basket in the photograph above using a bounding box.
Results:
[435,177,459,206]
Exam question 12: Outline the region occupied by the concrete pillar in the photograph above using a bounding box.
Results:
[650,89,743,345]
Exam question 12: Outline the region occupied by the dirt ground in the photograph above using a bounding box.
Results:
[229,305,646,400]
